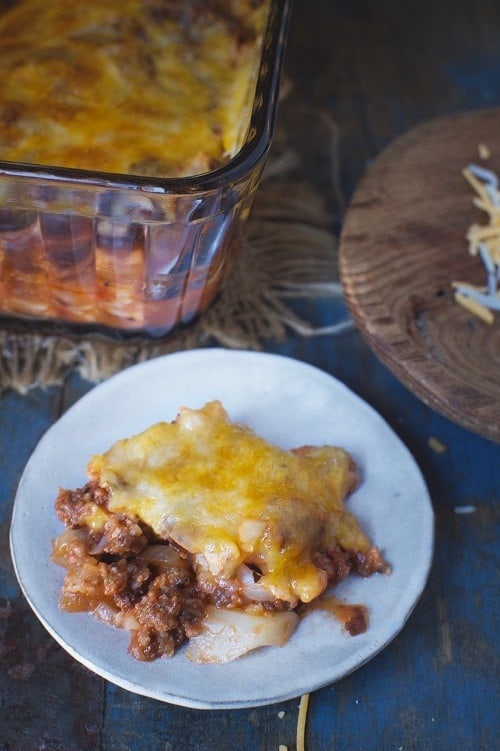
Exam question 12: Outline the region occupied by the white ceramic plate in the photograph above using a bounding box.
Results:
[10,348,434,709]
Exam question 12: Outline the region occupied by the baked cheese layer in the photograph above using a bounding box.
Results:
[86,400,369,606]
[0,0,268,176]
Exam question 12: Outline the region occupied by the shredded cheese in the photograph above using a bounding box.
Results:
[452,161,500,323]
[428,436,447,454]
[296,693,310,751]
[454,291,494,324]
[478,142,491,160]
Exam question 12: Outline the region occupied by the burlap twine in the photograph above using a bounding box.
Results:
[0,102,353,394]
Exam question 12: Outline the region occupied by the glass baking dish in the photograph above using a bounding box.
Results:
[0,0,291,338]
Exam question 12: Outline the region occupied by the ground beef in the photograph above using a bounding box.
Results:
[55,482,151,555]
[99,558,153,609]
[53,482,209,660]
[56,547,208,660]
[312,546,353,588]
[95,515,151,556]
[129,571,207,661]
[341,604,369,636]
[351,547,391,577]
[312,544,390,589]
[194,568,246,609]
[55,481,109,527]
[53,523,208,660]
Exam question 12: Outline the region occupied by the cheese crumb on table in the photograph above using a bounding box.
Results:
[478,142,491,160]
[428,436,447,454]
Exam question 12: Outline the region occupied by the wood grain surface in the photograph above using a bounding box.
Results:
[339,108,500,443]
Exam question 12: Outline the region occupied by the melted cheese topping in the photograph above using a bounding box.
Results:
[86,401,369,606]
[0,0,268,176]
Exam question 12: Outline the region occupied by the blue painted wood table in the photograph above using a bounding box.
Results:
[1,1,498,749]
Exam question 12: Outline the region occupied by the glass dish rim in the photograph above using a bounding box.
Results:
[0,0,292,196]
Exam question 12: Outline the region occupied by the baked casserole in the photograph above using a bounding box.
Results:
[0,0,269,176]
[0,0,289,335]
[52,401,390,664]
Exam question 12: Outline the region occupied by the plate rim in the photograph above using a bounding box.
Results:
[9,347,435,709]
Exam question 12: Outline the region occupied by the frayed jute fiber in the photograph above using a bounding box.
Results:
[0,104,353,394]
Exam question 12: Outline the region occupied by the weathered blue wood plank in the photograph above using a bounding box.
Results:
[0,388,60,598]
[0,386,104,751]
[102,686,302,751]
[270,336,499,751]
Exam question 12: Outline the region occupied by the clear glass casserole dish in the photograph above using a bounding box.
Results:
[0,0,291,338]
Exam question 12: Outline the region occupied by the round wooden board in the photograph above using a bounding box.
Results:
[339,108,500,443]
